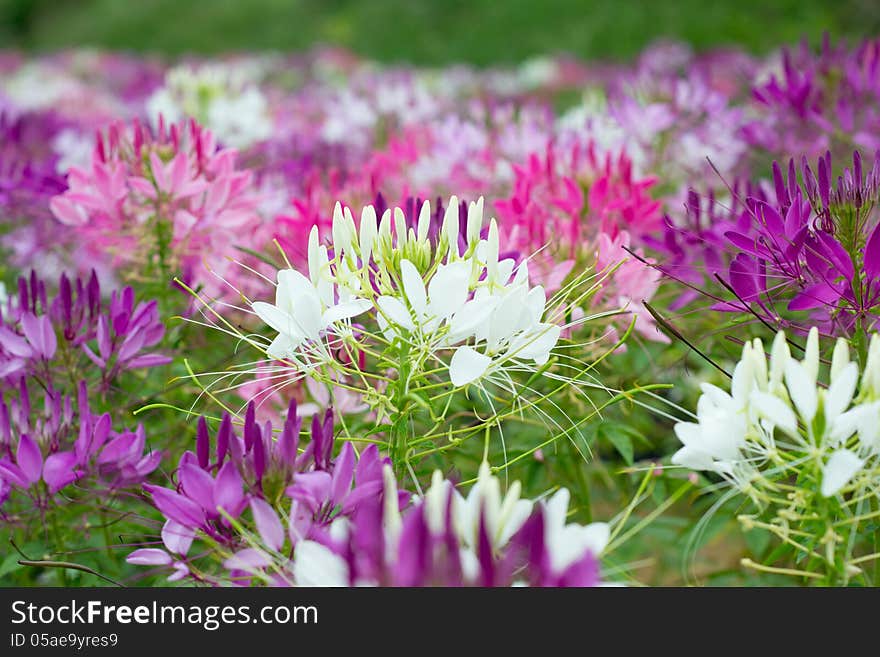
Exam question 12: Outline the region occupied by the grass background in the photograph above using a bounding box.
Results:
[1,0,878,64]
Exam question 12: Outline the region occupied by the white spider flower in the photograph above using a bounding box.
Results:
[674,328,876,500]
[251,227,372,360]
[452,461,533,552]
[254,195,564,389]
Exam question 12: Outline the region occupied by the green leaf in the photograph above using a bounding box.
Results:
[743,527,773,558]
[597,422,635,465]
[0,553,21,579]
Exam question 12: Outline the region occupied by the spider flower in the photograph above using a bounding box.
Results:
[146,62,272,149]
[0,378,161,511]
[291,463,608,587]
[250,196,564,388]
[672,327,880,583]
[48,116,263,298]
[746,36,880,162]
[710,150,880,339]
[494,142,665,340]
[0,270,169,392]
[129,401,394,584]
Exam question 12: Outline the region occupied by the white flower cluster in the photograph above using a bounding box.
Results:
[251,196,562,388]
[147,63,272,149]
[673,328,880,499]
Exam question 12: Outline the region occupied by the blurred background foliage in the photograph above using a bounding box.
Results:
[1,0,879,64]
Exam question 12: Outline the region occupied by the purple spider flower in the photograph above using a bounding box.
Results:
[0,270,170,392]
[0,378,162,511]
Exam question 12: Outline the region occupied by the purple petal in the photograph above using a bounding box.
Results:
[250,497,285,551]
[196,417,210,469]
[133,450,163,477]
[161,519,195,555]
[97,432,138,466]
[145,484,206,529]
[223,548,271,571]
[179,463,216,511]
[126,548,173,566]
[43,451,81,493]
[21,313,56,360]
[331,442,356,505]
[96,314,112,361]
[865,221,880,281]
[16,434,42,485]
[788,282,842,311]
[213,461,244,516]
[125,353,172,369]
[0,459,29,488]
[285,471,331,511]
[0,327,32,358]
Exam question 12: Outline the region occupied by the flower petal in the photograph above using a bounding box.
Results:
[449,346,491,387]
[821,449,864,497]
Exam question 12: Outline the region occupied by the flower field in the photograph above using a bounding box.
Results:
[2,34,880,587]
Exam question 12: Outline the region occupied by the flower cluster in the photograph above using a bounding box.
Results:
[147,62,273,149]
[673,328,880,584]
[0,270,169,392]
[0,378,161,512]
[671,150,880,342]
[494,141,665,340]
[292,463,609,587]
[129,411,610,587]
[48,117,263,299]
[746,36,880,162]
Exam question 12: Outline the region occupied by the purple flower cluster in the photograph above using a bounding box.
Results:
[0,379,162,511]
[0,270,170,391]
[746,36,880,161]
[128,400,394,584]
[657,149,880,340]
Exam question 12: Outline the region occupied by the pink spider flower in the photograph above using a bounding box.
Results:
[49,116,263,299]
[494,141,665,341]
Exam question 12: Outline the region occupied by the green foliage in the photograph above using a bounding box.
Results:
[2,0,878,64]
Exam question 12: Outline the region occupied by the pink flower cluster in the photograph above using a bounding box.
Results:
[49,117,263,298]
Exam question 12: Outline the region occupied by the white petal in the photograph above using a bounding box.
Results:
[821,449,864,497]
[671,445,714,471]
[400,259,428,316]
[524,285,546,325]
[376,295,415,331]
[803,327,820,383]
[266,332,300,359]
[730,355,755,404]
[496,258,515,287]
[359,205,378,262]
[447,296,497,343]
[449,346,491,386]
[417,200,431,242]
[441,196,460,254]
[292,540,349,587]
[427,261,469,319]
[785,361,818,422]
[488,286,527,349]
[252,301,297,336]
[824,362,858,425]
[321,298,372,326]
[466,197,484,246]
[579,522,610,556]
[750,391,798,436]
[511,323,560,363]
[769,330,790,387]
[830,337,851,382]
